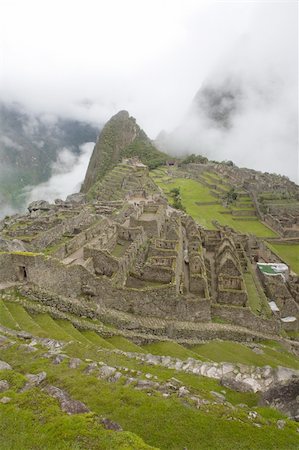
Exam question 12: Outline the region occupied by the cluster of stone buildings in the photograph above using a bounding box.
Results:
[0,159,298,338]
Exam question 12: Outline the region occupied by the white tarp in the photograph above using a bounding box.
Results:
[268,301,280,312]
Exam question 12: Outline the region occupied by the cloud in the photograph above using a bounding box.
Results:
[0,1,297,181]
[23,142,95,204]
[160,2,298,182]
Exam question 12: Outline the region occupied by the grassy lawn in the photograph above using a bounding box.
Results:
[4,302,46,337]
[142,341,203,360]
[151,170,277,237]
[106,336,145,353]
[190,341,299,369]
[243,263,271,317]
[1,342,299,450]
[267,243,299,275]
[0,299,20,330]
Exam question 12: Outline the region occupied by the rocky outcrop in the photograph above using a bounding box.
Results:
[260,379,299,420]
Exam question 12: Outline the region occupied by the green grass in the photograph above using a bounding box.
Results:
[1,343,298,450]
[243,267,271,317]
[106,336,145,353]
[143,341,203,361]
[4,302,46,337]
[190,341,299,369]
[80,330,116,349]
[55,320,92,344]
[0,384,153,450]
[0,299,20,330]
[151,170,277,237]
[267,243,299,275]
[32,313,75,341]
[244,273,261,314]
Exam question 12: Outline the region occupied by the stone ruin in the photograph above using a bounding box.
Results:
[1,179,296,339]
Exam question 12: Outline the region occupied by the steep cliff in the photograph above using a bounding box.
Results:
[81,111,168,193]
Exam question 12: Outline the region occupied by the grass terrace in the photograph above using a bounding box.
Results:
[267,243,299,275]
[151,168,277,237]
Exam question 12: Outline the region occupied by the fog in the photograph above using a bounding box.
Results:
[159,3,298,182]
[23,142,95,204]
[0,0,298,186]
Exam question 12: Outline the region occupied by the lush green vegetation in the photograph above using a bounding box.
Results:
[142,341,202,360]
[267,243,299,275]
[179,153,208,165]
[1,298,299,449]
[150,169,277,237]
[190,341,299,369]
[121,133,169,170]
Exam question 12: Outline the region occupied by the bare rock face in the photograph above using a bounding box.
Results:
[260,379,299,420]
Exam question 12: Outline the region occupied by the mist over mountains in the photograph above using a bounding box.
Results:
[155,4,298,183]
[0,102,100,217]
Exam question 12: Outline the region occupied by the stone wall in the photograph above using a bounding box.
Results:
[32,208,97,249]
[211,304,280,335]
[0,252,211,322]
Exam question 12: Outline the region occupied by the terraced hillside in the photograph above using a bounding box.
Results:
[1,111,299,449]
[150,167,276,237]
[1,289,299,450]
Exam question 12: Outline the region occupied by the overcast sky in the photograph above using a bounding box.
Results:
[0,0,298,180]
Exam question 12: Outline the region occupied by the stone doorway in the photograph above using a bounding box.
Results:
[17,266,27,281]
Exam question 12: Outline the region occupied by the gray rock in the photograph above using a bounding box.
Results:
[0,238,27,252]
[220,377,254,393]
[84,362,98,374]
[98,365,116,379]
[101,418,122,431]
[43,385,89,415]
[21,371,47,392]
[277,419,286,429]
[66,193,86,204]
[0,380,10,392]
[109,372,122,383]
[135,379,159,390]
[260,379,299,419]
[0,360,12,370]
[69,358,82,369]
[222,363,235,375]
[242,378,262,393]
[178,386,190,397]
[52,354,67,365]
[206,366,221,379]
[275,367,298,383]
[18,344,38,353]
[252,347,264,355]
[0,396,11,404]
[28,200,51,212]
[17,332,32,340]
[210,391,226,401]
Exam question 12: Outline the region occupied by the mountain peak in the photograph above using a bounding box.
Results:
[81,111,168,194]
